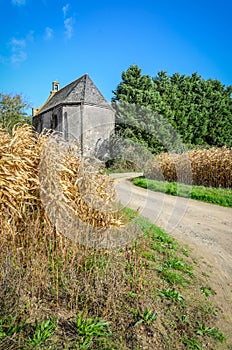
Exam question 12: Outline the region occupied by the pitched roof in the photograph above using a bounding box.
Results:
[36,74,112,115]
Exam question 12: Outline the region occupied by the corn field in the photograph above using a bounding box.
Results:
[144,148,232,188]
[0,125,122,229]
[0,125,124,319]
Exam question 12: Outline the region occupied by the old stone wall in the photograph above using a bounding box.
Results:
[83,104,115,155]
[63,105,82,142]
[33,102,115,155]
[40,110,52,130]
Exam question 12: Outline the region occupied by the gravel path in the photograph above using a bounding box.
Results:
[111,173,232,340]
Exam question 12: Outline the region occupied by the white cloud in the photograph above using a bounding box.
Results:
[62,4,69,18]
[64,17,74,39]
[44,27,54,40]
[1,32,32,66]
[10,38,26,51]
[9,37,27,64]
[62,3,74,39]
[7,31,34,64]
[12,0,26,6]
[11,51,27,64]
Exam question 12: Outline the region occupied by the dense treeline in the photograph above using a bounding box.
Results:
[112,65,232,153]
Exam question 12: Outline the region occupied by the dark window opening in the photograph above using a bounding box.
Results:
[51,115,58,130]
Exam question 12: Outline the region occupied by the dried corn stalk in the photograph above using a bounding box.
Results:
[0,126,123,234]
[145,147,232,188]
[0,125,41,218]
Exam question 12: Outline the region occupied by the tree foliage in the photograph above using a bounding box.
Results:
[0,93,30,133]
[112,65,232,152]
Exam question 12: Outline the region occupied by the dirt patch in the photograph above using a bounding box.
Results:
[112,173,232,344]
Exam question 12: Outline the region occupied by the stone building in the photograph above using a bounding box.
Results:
[32,74,115,154]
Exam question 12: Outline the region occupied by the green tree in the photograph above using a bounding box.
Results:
[112,65,170,154]
[114,102,182,154]
[203,79,232,147]
[152,71,232,147]
[112,65,154,105]
[0,93,31,133]
[112,66,185,153]
[113,65,232,150]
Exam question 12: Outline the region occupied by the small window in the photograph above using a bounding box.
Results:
[51,115,58,130]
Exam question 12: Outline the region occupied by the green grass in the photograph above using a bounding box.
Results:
[73,312,111,349]
[159,288,185,302]
[196,321,226,342]
[26,318,57,348]
[133,176,232,207]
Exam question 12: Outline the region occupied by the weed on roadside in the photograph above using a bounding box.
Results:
[196,321,226,342]
[159,288,185,302]
[26,318,57,348]
[200,286,216,297]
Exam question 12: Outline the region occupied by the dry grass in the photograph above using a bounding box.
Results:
[144,147,232,188]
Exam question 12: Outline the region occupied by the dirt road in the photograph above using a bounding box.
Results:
[111,173,232,340]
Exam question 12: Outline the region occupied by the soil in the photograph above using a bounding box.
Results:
[111,173,232,344]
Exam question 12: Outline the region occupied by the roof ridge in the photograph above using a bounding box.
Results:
[83,75,110,105]
[82,74,89,102]
[60,74,86,95]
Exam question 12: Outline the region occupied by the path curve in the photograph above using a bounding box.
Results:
[111,173,232,340]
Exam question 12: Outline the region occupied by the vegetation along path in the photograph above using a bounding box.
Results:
[111,172,232,341]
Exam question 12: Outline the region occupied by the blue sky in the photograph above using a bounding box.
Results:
[1,0,232,114]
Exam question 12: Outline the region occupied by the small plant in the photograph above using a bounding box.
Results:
[134,309,158,326]
[141,250,157,262]
[158,267,189,286]
[182,336,202,349]
[0,318,6,340]
[149,226,179,252]
[0,317,23,339]
[181,248,189,257]
[179,314,190,324]
[142,309,158,323]
[26,318,57,348]
[207,306,218,316]
[196,321,226,342]
[159,288,185,302]
[196,322,213,336]
[165,182,178,196]
[163,257,194,276]
[200,286,216,297]
[75,312,111,348]
[127,291,138,299]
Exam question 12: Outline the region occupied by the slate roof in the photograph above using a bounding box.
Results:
[37,74,112,115]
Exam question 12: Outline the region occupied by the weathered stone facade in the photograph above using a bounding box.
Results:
[32,74,115,155]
